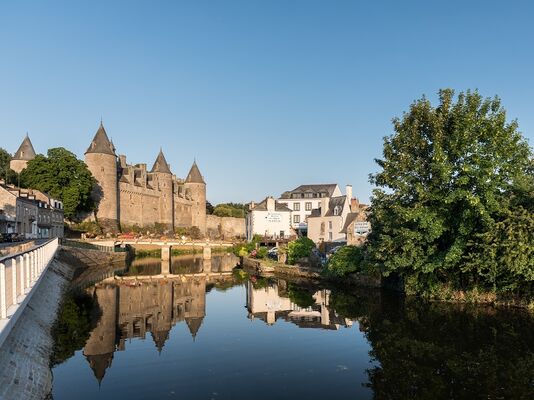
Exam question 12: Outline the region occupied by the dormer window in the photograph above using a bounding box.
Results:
[333,206,340,216]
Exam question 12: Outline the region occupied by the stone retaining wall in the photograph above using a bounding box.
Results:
[0,258,75,400]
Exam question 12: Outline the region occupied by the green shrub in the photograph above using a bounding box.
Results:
[287,237,316,265]
[324,245,363,277]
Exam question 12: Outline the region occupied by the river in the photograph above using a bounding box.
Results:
[50,255,534,399]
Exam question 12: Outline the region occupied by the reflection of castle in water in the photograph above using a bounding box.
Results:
[83,277,208,384]
[246,281,353,329]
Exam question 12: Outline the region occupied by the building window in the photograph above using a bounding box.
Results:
[329,232,333,241]
[293,203,300,211]
[320,222,325,235]
[305,202,312,211]
[328,221,332,230]
[333,206,340,216]
[293,215,300,223]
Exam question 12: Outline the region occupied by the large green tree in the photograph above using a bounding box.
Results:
[20,147,96,219]
[0,148,17,184]
[365,89,533,296]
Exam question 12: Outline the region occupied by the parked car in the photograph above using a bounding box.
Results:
[267,247,278,260]
[326,245,343,258]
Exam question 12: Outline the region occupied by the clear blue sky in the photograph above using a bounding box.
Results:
[1,0,533,204]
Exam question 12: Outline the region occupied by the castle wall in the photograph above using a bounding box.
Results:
[206,215,246,239]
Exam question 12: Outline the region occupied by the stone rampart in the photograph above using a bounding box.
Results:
[206,215,245,239]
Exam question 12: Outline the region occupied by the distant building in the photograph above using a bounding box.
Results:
[307,192,351,244]
[0,181,64,238]
[246,197,292,241]
[341,199,370,246]
[278,184,342,236]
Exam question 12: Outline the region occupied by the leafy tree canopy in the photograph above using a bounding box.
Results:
[365,89,533,296]
[0,148,17,184]
[324,245,363,277]
[213,203,247,218]
[287,236,315,265]
[20,147,96,219]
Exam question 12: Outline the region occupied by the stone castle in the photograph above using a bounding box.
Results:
[10,123,207,233]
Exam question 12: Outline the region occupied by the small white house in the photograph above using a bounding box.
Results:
[246,197,292,241]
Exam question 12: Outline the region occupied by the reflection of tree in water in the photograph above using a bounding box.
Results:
[330,289,534,399]
[50,290,99,367]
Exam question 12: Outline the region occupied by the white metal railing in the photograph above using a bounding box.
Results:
[0,238,59,345]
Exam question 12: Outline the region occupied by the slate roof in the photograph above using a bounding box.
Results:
[340,212,359,234]
[324,195,347,217]
[151,149,172,174]
[85,123,116,155]
[280,184,338,199]
[252,197,292,212]
[185,161,205,184]
[308,195,347,218]
[13,134,36,160]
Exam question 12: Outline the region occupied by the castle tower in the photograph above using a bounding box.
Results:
[184,161,206,235]
[85,122,119,232]
[10,134,36,173]
[151,149,174,231]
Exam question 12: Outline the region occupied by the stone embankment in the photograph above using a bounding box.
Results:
[241,256,322,279]
[0,246,128,400]
[241,256,382,288]
[0,251,74,400]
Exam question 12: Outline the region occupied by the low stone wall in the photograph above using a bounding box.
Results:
[241,257,321,279]
[0,257,75,400]
[206,215,245,239]
[0,240,37,257]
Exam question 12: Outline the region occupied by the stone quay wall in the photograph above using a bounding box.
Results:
[0,256,75,400]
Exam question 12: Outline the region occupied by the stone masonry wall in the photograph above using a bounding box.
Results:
[206,215,245,239]
[0,257,75,400]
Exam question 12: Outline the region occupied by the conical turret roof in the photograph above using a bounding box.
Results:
[85,122,116,155]
[185,161,205,184]
[185,317,204,339]
[13,134,36,161]
[150,149,172,174]
[85,352,114,385]
[151,329,170,353]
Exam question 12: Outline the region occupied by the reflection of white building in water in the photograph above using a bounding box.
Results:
[246,281,353,329]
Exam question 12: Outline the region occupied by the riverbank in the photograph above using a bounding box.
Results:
[0,251,75,400]
[242,256,534,311]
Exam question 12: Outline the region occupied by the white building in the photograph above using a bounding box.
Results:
[278,184,342,236]
[246,197,292,241]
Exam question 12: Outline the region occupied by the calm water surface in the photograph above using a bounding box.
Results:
[51,256,534,399]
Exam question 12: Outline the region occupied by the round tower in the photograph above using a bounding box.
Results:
[10,133,36,174]
[151,149,174,232]
[184,161,207,235]
[85,122,119,232]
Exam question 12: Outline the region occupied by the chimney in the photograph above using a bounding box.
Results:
[249,201,256,211]
[266,197,275,211]
[346,184,353,200]
[321,197,329,217]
